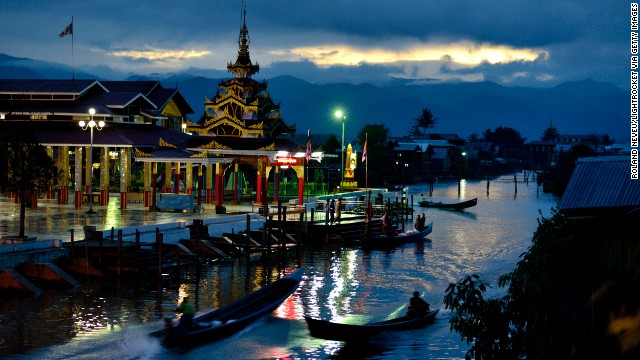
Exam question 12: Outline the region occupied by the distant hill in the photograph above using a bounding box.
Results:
[0,53,628,142]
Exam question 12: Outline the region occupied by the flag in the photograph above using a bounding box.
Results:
[362,137,367,162]
[59,22,73,38]
[305,129,311,161]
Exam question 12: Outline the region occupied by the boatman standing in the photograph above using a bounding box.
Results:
[176,296,195,332]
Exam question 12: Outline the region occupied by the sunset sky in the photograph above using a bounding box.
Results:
[0,0,628,87]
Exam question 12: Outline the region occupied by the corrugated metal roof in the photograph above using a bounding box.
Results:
[558,156,640,213]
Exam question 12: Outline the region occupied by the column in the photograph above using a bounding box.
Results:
[46,146,53,199]
[256,170,262,205]
[206,163,213,204]
[143,162,152,207]
[174,162,180,194]
[164,162,171,193]
[74,146,83,208]
[85,146,91,194]
[57,146,70,204]
[185,162,193,195]
[294,165,304,205]
[119,147,130,209]
[100,147,109,206]
[197,164,203,206]
[151,162,158,210]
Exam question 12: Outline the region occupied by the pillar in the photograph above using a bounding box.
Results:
[197,164,203,205]
[151,162,158,209]
[293,165,304,205]
[57,146,70,204]
[185,162,193,195]
[85,146,91,194]
[143,162,152,207]
[206,163,213,204]
[46,146,53,199]
[164,161,171,193]
[256,170,262,205]
[174,162,180,194]
[74,146,83,208]
[100,147,109,206]
[119,147,131,210]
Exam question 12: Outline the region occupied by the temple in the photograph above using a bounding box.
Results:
[0,6,319,213]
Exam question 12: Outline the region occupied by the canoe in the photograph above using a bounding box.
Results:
[365,222,432,247]
[150,267,304,348]
[304,309,440,342]
[418,197,477,210]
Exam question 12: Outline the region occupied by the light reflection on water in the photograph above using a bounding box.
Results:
[1,176,558,359]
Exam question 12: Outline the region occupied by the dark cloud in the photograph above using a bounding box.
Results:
[0,0,629,88]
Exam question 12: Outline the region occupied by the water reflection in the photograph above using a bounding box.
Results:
[1,176,559,359]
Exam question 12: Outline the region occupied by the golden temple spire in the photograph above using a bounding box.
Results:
[227,1,260,78]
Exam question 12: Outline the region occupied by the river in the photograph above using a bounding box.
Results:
[0,174,558,359]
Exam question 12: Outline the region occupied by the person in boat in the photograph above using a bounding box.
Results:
[329,199,336,224]
[419,213,426,231]
[407,291,430,318]
[381,214,397,236]
[414,214,421,231]
[176,296,195,332]
[324,199,330,225]
[335,198,342,223]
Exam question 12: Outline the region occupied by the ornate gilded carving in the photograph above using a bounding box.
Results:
[257,143,275,151]
[133,148,153,157]
[158,138,177,148]
[200,140,232,150]
[189,151,209,158]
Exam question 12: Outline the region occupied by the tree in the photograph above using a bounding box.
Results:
[444,275,518,359]
[483,126,526,147]
[324,134,341,154]
[409,107,438,137]
[6,131,54,238]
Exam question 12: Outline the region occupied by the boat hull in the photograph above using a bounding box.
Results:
[305,309,439,342]
[150,267,304,348]
[365,222,432,247]
[418,198,477,210]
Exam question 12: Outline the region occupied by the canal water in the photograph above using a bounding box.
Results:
[0,174,558,359]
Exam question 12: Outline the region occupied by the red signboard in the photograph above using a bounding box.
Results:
[276,157,298,165]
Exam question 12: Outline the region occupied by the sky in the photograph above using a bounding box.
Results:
[0,0,629,88]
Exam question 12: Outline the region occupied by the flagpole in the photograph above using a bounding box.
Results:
[365,133,368,191]
[71,16,74,80]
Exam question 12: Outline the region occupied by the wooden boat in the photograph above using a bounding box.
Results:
[418,197,477,210]
[365,222,432,247]
[304,309,440,342]
[150,267,304,348]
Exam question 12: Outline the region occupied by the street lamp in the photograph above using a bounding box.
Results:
[335,110,346,186]
[79,108,104,214]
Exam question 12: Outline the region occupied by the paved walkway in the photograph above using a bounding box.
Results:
[0,197,258,243]
[0,189,389,243]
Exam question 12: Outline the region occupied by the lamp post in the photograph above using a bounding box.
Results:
[79,108,104,214]
[335,110,346,186]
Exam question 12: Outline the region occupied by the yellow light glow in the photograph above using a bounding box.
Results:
[108,47,211,62]
[290,41,547,67]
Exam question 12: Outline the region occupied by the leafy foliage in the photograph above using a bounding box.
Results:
[409,107,438,137]
[6,131,54,237]
[444,275,518,359]
[444,209,590,359]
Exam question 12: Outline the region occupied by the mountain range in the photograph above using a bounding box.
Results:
[0,53,628,143]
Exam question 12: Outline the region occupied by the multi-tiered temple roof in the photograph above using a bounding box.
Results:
[188,9,295,139]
